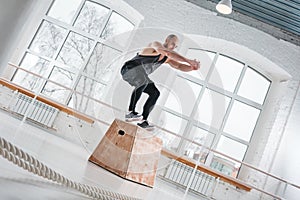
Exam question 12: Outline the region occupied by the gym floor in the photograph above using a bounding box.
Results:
[0,110,203,200]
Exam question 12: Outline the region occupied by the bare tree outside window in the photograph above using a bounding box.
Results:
[47,0,82,24]
[84,43,121,81]
[101,11,134,46]
[13,53,51,92]
[42,66,76,103]
[74,1,110,36]
[12,0,136,115]
[29,21,67,58]
[72,76,105,115]
[57,32,93,70]
[68,42,121,113]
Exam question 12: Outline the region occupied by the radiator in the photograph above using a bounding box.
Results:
[163,160,215,196]
[11,93,59,127]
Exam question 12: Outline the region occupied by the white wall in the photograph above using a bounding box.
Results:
[269,81,300,199]
[0,0,37,74]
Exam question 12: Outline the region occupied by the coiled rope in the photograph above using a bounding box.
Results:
[0,136,141,200]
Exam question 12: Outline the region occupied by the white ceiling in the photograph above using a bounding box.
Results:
[187,0,300,46]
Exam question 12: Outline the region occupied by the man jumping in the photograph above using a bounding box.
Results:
[121,34,200,129]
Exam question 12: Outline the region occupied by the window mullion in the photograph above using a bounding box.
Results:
[161,107,191,122]
[98,9,113,38]
[221,131,250,146]
[220,63,247,131]
[37,26,70,98]
[69,0,86,26]
[44,16,75,32]
[176,52,218,154]
[80,71,108,85]
[204,61,247,166]
[65,40,98,105]
[45,16,107,46]
[25,49,51,62]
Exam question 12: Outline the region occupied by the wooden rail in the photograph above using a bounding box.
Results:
[0,78,94,124]
[161,148,252,192]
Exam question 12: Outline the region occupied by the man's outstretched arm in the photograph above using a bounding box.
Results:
[150,41,194,64]
[167,59,200,72]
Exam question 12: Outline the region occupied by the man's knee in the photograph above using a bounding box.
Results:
[153,89,160,99]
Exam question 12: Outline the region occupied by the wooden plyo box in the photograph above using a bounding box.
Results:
[89,119,162,187]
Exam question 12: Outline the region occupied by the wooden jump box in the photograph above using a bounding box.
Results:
[89,119,162,187]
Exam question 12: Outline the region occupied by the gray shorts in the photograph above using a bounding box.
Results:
[121,66,153,88]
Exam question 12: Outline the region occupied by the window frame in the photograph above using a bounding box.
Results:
[8,0,143,108]
[159,49,272,178]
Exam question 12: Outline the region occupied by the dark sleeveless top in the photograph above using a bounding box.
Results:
[121,54,168,75]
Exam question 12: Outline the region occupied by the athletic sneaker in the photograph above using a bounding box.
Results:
[137,120,155,130]
[125,111,142,122]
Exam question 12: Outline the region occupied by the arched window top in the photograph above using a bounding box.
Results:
[10,0,143,113]
[182,34,291,82]
[47,0,143,27]
[157,35,285,177]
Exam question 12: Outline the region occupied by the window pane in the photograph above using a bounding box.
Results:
[29,21,66,58]
[42,66,75,103]
[74,1,110,36]
[47,0,82,24]
[57,32,93,71]
[185,49,215,80]
[216,136,247,161]
[211,135,247,177]
[155,131,182,151]
[70,97,103,117]
[75,76,105,100]
[159,111,187,134]
[101,12,134,46]
[197,89,230,129]
[184,127,214,162]
[42,82,71,103]
[12,53,51,91]
[70,76,105,113]
[164,89,182,114]
[224,101,260,142]
[165,76,202,116]
[209,55,243,92]
[13,71,42,92]
[19,53,51,76]
[238,67,270,104]
[48,66,76,88]
[84,43,121,82]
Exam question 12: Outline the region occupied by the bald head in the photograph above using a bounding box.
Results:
[166,34,178,41]
[164,34,179,51]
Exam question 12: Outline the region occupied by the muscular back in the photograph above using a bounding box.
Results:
[139,42,165,60]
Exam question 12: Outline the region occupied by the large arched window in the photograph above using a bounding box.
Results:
[10,0,141,116]
[158,48,271,177]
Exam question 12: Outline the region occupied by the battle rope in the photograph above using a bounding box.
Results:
[0,137,141,200]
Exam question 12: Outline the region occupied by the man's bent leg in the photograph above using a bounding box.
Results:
[122,67,150,122]
[128,84,147,112]
[125,84,147,121]
[141,83,160,120]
